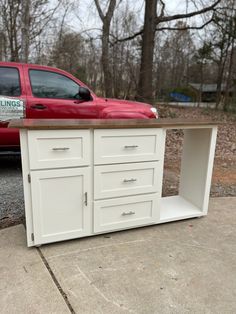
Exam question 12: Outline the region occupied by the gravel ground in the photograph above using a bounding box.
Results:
[0,153,24,228]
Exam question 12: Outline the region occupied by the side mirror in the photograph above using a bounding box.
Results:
[78,87,92,101]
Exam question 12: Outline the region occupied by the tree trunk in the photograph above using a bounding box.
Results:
[102,21,113,98]
[94,0,116,98]
[136,0,157,104]
[21,0,31,62]
[0,31,5,60]
[224,38,235,111]
[215,59,224,109]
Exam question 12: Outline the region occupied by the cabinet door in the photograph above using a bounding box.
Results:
[31,168,91,245]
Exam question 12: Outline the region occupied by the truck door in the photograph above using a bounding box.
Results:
[0,65,25,147]
[24,68,98,119]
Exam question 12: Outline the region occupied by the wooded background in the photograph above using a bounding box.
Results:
[0,0,235,111]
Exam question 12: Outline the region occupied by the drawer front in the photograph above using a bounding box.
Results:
[94,194,159,233]
[28,130,91,170]
[94,162,160,200]
[94,129,164,165]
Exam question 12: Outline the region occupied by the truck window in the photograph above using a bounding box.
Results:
[0,67,21,96]
[29,70,81,99]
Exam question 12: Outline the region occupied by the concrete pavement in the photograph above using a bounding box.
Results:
[0,225,70,314]
[1,197,236,313]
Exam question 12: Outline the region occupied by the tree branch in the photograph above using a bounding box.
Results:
[106,0,117,22]
[113,0,221,44]
[156,17,214,31]
[113,29,143,44]
[158,0,221,23]
[159,0,165,18]
[94,0,105,21]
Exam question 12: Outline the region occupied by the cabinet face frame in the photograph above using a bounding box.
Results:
[20,130,34,246]
[30,167,91,245]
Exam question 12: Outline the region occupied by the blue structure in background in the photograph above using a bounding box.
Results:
[170,92,191,102]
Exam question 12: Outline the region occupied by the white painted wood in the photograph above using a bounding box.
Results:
[94,128,164,165]
[201,127,218,214]
[19,124,217,246]
[94,161,160,200]
[157,129,166,194]
[94,194,159,233]
[160,196,203,223]
[30,167,91,245]
[28,130,91,170]
[163,124,217,130]
[179,128,217,212]
[19,130,34,246]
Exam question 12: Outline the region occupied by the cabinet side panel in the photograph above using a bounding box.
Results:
[201,127,217,213]
[179,127,217,212]
[20,130,34,246]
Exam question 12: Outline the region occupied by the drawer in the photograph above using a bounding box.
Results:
[94,129,164,165]
[28,130,91,170]
[94,194,159,233]
[94,162,160,199]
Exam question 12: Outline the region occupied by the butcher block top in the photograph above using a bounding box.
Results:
[9,119,219,130]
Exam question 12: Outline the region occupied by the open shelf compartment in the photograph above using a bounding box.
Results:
[160,195,203,223]
[159,127,217,224]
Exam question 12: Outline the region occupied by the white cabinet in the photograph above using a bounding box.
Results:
[20,129,92,246]
[18,124,217,247]
[30,167,91,245]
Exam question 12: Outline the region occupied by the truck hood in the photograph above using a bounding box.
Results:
[96,97,156,119]
[98,97,152,108]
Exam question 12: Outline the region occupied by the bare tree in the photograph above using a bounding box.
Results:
[0,0,21,61]
[116,0,221,104]
[213,0,236,109]
[0,0,61,62]
[94,0,117,98]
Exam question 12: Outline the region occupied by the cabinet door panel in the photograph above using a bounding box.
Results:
[94,162,160,199]
[94,194,159,233]
[94,129,164,165]
[31,168,91,245]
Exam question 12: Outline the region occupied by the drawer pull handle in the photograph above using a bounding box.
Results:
[122,211,135,216]
[52,147,70,151]
[123,178,137,183]
[124,145,139,149]
[84,192,88,206]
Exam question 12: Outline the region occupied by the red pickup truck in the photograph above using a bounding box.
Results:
[0,62,158,149]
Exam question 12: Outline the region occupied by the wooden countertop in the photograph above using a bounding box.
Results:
[9,118,219,130]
